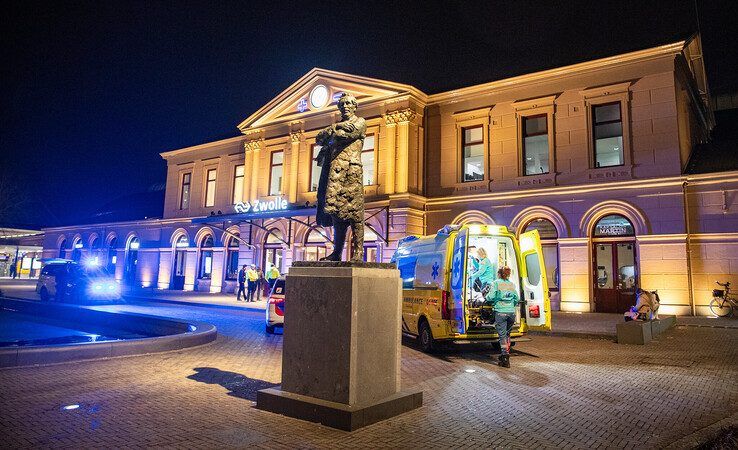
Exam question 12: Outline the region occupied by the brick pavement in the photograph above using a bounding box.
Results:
[1,296,737,449]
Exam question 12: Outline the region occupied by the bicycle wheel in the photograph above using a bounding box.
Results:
[709,298,733,318]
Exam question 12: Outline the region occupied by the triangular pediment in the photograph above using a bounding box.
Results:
[237,68,426,131]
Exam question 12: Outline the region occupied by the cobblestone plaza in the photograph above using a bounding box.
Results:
[1,295,736,448]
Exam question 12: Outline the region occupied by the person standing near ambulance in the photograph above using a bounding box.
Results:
[487,266,519,368]
[246,265,259,302]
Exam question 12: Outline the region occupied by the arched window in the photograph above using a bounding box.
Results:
[125,237,140,283]
[58,239,67,259]
[303,229,327,261]
[71,237,83,262]
[225,234,240,280]
[107,237,118,273]
[198,235,214,279]
[593,214,635,237]
[522,218,559,290]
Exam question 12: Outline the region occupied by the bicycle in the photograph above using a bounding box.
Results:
[709,281,737,318]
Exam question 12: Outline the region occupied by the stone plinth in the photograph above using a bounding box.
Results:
[256,261,422,431]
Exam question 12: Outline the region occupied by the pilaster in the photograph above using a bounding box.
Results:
[289,131,302,203]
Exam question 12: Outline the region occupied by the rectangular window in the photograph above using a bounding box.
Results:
[593,102,624,168]
[310,144,321,192]
[232,164,244,204]
[523,115,550,175]
[269,151,284,196]
[361,134,375,186]
[180,173,191,209]
[204,169,217,207]
[462,126,484,182]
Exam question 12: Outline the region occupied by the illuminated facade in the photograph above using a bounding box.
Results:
[41,35,738,315]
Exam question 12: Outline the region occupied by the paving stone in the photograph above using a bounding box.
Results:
[0,290,737,448]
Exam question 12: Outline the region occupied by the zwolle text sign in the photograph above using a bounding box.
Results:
[234,196,289,214]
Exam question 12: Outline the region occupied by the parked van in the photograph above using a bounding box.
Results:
[391,224,551,352]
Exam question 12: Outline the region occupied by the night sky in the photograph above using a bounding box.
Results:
[2,0,737,228]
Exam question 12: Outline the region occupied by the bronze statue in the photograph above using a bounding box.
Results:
[315,93,366,262]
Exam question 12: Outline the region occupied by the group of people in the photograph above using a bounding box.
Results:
[469,247,519,369]
[236,264,280,302]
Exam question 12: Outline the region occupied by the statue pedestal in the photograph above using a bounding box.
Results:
[256,262,422,431]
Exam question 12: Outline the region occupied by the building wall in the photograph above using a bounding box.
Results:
[38,38,736,314]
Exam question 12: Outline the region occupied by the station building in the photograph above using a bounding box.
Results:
[40,35,738,315]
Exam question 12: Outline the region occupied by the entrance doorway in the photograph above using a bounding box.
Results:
[263,229,284,271]
[171,235,189,290]
[592,214,637,313]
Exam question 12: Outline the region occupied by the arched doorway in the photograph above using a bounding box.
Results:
[124,237,140,284]
[197,235,214,280]
[521,218,559,303]
[592,214,637,313]
[58,239,67,259]
[303,229,327,261]
[90,236,101,267]
[107,237,118,273]
[225,234,240,282]
[71,237,83,262]
[172,234,189,290]
[263,229,284,271]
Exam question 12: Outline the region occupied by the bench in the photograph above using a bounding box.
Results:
[616,316,676,345]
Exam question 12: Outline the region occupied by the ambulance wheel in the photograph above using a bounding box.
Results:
[418,320,435,353]
[265,325,275,334]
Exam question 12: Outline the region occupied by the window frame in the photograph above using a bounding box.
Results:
[308,144,321,192]
[180,172,192,210]
[591,101,624,169]
[581,82,632,171]
[232,164,245,205]
[521,113,551,176]
[460,125,485,183]
[361,133,376,186]
[204,169,217,208]
[268,150,284,196]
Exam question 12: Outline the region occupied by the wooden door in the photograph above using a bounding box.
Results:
[593,241,637,313]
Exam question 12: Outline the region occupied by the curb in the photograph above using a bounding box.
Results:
[664,411,738,449]
[0,297,217,369]
[123,295,266,312]
[528,330,616,340]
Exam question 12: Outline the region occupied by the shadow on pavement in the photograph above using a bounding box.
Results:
[187,367,278,401]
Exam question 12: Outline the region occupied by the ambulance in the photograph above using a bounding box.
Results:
[391,223,552,352]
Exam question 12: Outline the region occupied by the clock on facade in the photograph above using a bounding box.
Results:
[309,85,329,109]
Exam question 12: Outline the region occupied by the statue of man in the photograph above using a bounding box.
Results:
[315,93,366,262]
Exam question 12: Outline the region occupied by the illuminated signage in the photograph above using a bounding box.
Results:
[596,225,628,236]
[331,91,344,102]
[297,98,308,112]
[234,196,289,214]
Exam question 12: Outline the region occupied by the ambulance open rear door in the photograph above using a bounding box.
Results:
[519,229,552,331]
[449,228,469,334]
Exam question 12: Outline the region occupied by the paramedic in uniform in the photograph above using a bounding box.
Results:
[487,266,519,368]
[469,247,496,298]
